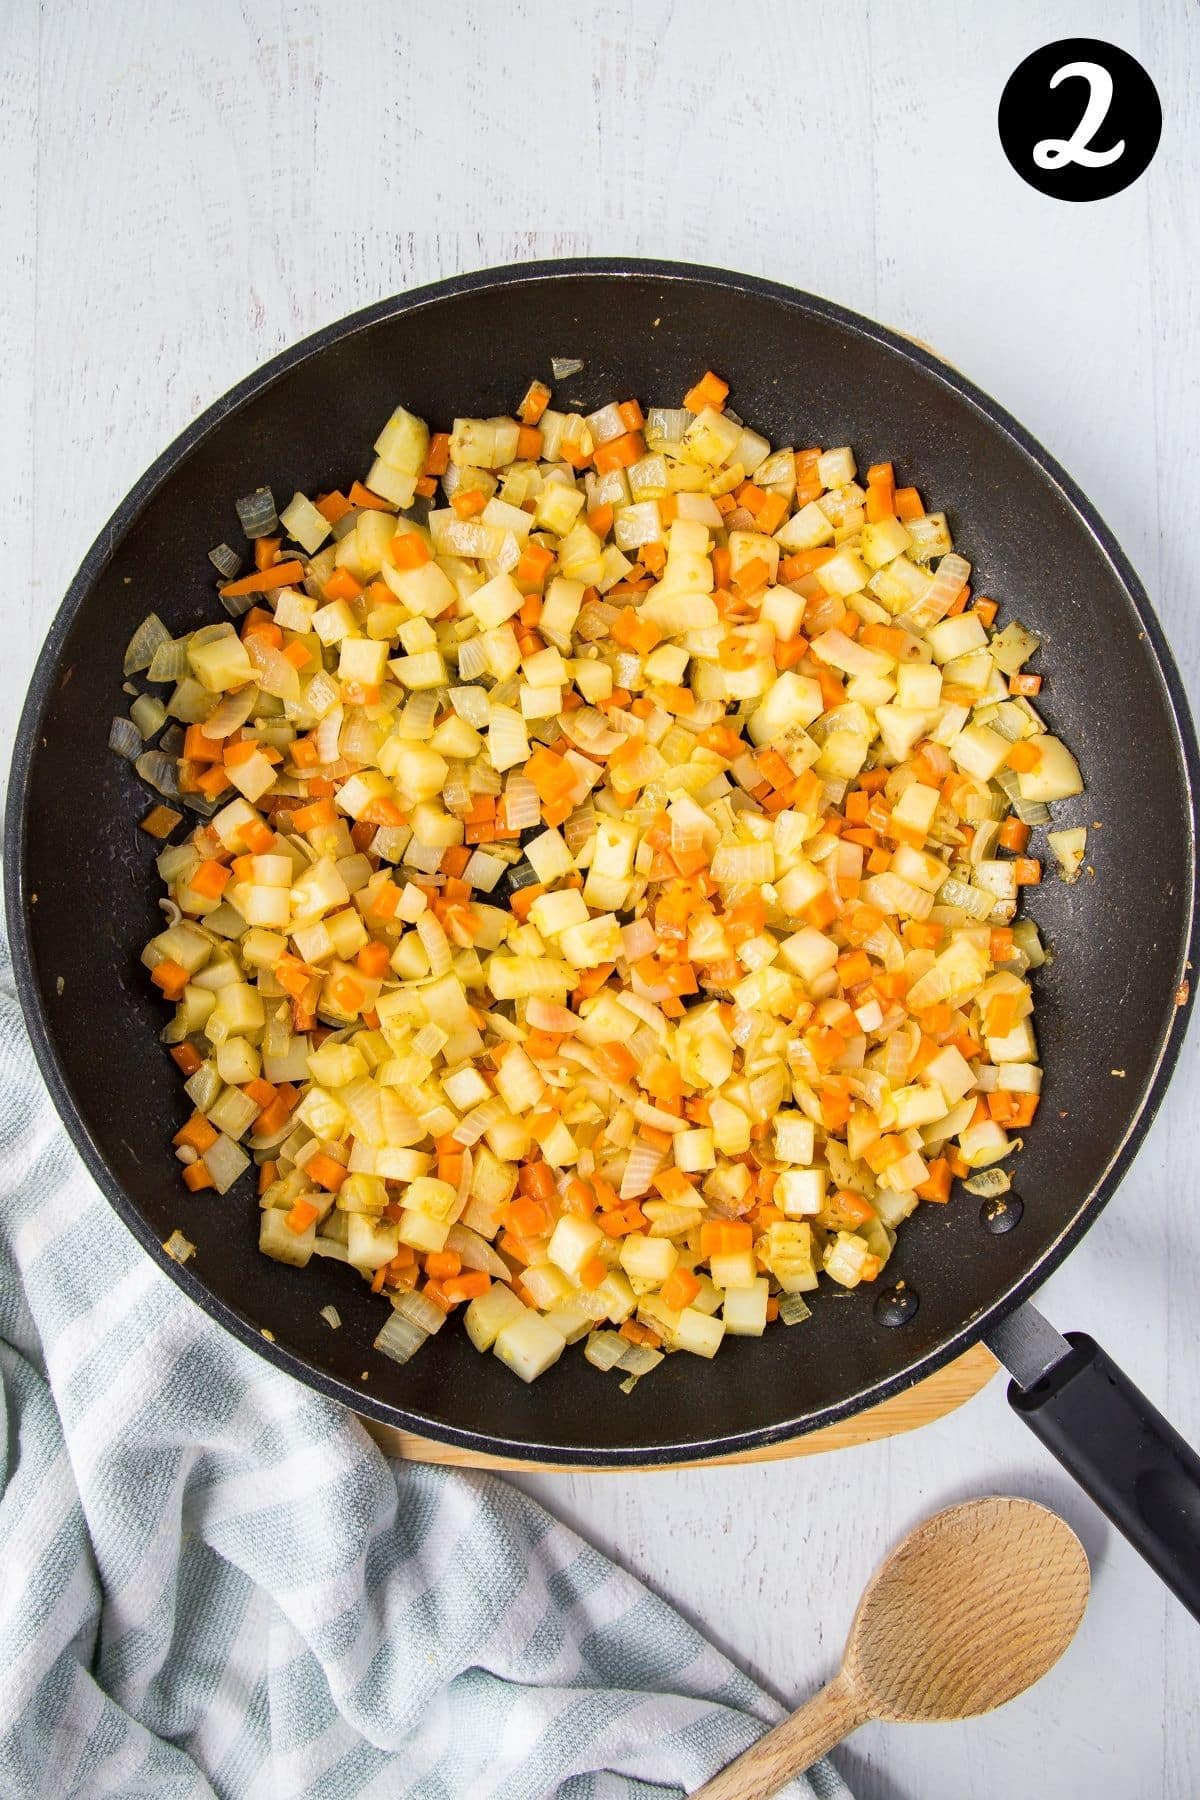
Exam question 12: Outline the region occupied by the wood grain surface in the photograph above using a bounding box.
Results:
[2,4,1197,1797]
[365,1345,997,1473]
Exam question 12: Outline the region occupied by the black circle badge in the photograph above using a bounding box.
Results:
[998,38,1161,201]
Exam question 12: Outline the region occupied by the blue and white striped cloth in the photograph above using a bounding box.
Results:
[0,930,850,1799]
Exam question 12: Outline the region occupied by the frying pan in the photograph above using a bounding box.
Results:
[7,261,1200,1616]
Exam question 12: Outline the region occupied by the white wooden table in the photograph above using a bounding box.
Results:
[3,4,1197,1795]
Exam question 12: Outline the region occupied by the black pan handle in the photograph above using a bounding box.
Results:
[999,1324,1200,1621]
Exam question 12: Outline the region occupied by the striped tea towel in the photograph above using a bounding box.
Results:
[0,928,851,1800]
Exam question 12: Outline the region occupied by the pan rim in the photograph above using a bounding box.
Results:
[6,256,1198,1465]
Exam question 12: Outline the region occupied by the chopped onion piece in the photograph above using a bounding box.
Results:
[373,1313,429,1365]
[109,716,143,761]
[135,750,183,799]
[163,1230,195,1265]
[124,613,171,677]
[551,356,584,379]
[208,543,243,580]
[963,1167,1012,1198]
[236,486,278,538]
[392,1287,449,1336]
[320,1304,342,1329]
[147,639,190,683]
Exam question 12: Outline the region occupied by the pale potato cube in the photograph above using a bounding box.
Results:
[493,1311,566,1382]
[673,1307,726,1358]
[723,1278,770,1336]
[465,1283,527,1353]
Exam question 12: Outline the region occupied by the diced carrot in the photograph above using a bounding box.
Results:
[905,920,944,951]
[836,949,872,988]
[683,370,729,413]
[579,1253,608,1289]
[315,490,353,524]
[348,480,396,513]
[307,1153,348,1193]
[170,1043,203,1077]
[893,486,924,521]
[1008,672,1042,696]
[804,890,838,930]
[998,817,1030,853]
[286,1199,320,1234]
[323,567,364,603]
[443,1270,490,1303]
[916,1159,953,1203]
[390,532,431,570]
[1013,857,1042,885]
[183,723,225,763]
[505,1196,551,1238]
[514,425,543,460]
[591,1042,637,1084]
[732,556,770,600]
[990,927,1016,962]
[220,560,305,598]
[516,542,555,589]
[425,1250,462,1281]
[518,380,551,425]
[151,960,190,1001]
[561,1179,597,1218]
[174,1112,218,1153]
[593,431,645,473]
[972,597,999,627]
[1006,739,1041,773]
[660,1267,701,1312]
[355,940,392,980]
[700,1220,753,1257]
[755,492,789,534]
[291,797,337,833]
[817,667,847,711]
[451,488,487,520]
[423,432,452,476]
[182,1161,215,1192]
[597,1204,648,1237]
[586,502,614,538]
[865,461,896,522]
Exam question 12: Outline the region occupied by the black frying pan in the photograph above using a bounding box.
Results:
[7,262,1200,1615]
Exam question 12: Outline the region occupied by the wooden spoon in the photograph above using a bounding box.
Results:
[694,1497,1089,1800]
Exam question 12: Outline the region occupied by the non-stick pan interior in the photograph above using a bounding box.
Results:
[8,264,1196,1460]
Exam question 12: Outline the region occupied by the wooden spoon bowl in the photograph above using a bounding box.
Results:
[696,1497,1089,1800]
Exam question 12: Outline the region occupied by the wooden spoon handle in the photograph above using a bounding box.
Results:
[693,1671,869,1800]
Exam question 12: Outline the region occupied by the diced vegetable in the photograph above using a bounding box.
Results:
[121,366,1077,1386]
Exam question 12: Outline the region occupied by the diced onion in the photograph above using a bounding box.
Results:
[131,377,1074,1390]
[236,487,278,538]
[373,1313,429,1365]
[124,613,171,677]
[208,543,243,580]
[135,750,183,799]
[109,716,143,761]
[147,639,190,683]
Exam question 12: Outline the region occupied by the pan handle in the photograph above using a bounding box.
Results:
[991,1312,1200,1621]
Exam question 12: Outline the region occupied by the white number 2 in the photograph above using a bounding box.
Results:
[1033,61,1126,170]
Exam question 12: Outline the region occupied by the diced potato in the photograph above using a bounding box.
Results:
[493,1310,566,1382]
[723,1279,770,1336]
[672,1307,726,1358]
[465,1283,527,1352]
